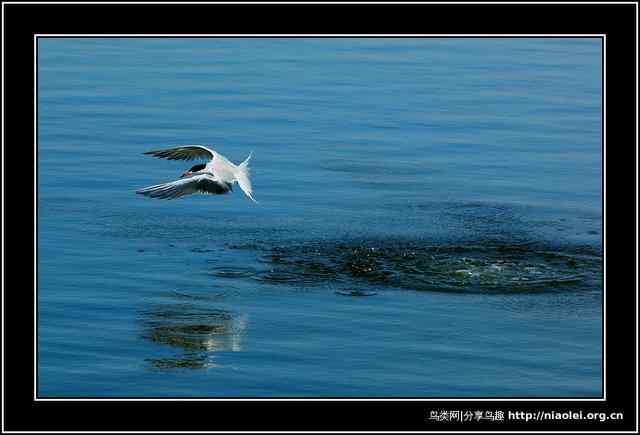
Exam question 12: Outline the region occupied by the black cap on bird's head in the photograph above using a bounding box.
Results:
[180,163,206,178]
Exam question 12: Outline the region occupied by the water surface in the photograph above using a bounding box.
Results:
[38,38,602,397]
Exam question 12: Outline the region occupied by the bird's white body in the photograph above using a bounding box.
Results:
[207,153,239,185]
[136,145,256,202]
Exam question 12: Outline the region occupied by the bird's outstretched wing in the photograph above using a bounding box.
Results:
[143,145,215,161]
[136,174,231,200]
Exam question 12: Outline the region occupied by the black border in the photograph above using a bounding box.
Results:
[3,1,637,432]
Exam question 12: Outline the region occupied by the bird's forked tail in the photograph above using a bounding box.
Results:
[235,152,257,203]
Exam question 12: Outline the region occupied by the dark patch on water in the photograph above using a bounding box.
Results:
[158,289,228,302]
[215,238,602,295]
[335,290,377,297]
[191,247,214,253]
[207,266,257,279]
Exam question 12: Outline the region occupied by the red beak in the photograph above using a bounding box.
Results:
[180,171,192,179]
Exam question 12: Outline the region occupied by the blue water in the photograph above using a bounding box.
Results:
[37,38,603,397]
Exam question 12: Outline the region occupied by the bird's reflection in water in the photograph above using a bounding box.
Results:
[140,303,247,369]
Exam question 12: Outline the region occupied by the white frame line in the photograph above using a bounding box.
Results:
[31,32,608,404]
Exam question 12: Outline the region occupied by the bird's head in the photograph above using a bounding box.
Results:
[180,163,206,178]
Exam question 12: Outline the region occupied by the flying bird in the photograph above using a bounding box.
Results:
[136,145,256,202]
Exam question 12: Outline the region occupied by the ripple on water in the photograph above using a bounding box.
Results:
[191,247,215,253]
[252,269,332,286]
[243,239,602,295]
[252,270,303,283]
[207,266,257,279]
[335,290,377,297]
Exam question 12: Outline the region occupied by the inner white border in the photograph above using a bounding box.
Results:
[31,32,608,403]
